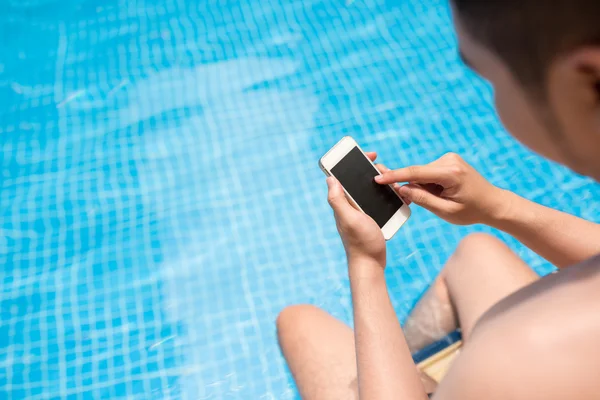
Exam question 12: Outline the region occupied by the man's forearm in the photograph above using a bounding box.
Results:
[490,190,600,268]
[349,258,428,400]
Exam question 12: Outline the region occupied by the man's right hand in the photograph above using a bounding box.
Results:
[374,153,508,226]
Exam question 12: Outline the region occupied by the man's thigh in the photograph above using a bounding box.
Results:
[442,233,539,338]
[277,305,359,400]
[277,305,438,399]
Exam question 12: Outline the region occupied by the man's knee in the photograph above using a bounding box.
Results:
[276,304,323,348]
[441,233,506,279]
[455,233,504,257]
[449,233,505,265]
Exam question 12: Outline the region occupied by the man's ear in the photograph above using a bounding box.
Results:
[572,49,600,129]
[569,47,600,106]
[545,47,600,178]
[547,47,600,116]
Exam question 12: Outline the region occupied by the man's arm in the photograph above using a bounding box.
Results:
[326,176,428,400]
[375,153,600,268]
[490,190,600,267]
[350,260,429,400]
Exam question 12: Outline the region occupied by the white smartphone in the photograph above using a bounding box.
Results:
[319,136,411,240]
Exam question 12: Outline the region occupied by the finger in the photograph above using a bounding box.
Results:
[420,183,444,197]
[400,192,412,206]
[395,185,411,206]
[397,184,447,212]
[326,177,356,217]
[375,165,452,185]
[365,152,378,162]
[375,163,411,204]
[347,196,362,212]
[375,163,390,173]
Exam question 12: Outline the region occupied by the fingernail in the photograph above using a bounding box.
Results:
[326,176,334,187]
[398,186,411,196]
[374,175,383,182]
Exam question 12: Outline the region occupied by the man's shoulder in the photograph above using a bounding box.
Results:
[436,255,600,400]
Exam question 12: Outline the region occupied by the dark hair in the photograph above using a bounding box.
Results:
[453,0,600,94]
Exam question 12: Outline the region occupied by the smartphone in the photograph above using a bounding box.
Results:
[319,136,411,240]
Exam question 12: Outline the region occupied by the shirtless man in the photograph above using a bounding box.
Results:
[277,0,600,398]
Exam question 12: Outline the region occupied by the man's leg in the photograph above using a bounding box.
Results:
[277,305,358,400]
[277,233,538,398]
[277,305,438,400]
[403,233,539,352]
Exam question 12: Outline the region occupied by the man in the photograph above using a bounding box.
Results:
[277,0,600,399]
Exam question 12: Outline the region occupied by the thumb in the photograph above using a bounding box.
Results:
[398,184,447,213]
[327,177,354,216]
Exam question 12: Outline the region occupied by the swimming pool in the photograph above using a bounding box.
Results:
[2,0,599,398]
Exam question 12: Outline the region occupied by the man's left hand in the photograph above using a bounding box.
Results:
[327,176,387,269]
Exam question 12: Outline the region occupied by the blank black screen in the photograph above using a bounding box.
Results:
[331,147,404,227]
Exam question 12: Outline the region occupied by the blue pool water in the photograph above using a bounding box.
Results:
[2,0,599,398]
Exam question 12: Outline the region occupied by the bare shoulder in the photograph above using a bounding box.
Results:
[434,254,600,400]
